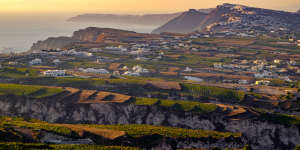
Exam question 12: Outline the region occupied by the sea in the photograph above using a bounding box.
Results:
[0,13,157,53]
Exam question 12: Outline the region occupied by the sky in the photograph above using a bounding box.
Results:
[0,0,300,14]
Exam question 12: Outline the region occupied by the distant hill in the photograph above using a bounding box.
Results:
[68,13,182,26]
[152,9,208,34]
[297,9,300,14]
[30,27,159,51]
[152,3,300,34]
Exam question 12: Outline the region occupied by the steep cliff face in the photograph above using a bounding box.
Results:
[0,96,299,150]
[72,27,136,42]
[30,27,153,50]
[30,37,77,51]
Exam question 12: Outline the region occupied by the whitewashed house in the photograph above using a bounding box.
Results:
[255,80,271,86]
[214,63,223,69]
[43,70,66,77]
[123,71,140,76]
[81,68,109,74]
[254,71,273,78]
[184,76,203,82]
[53,59,61,64]
[184,67,192,72]
[29,58,42,65]
[132,65,149,73]
[238,80,249,85]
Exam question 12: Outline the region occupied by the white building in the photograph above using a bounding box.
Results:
[80,68,109,74]
[214,63,223,69]
[29,58,42,65]
[123,71,140,76]
[53,59,61,64]
[254,71,274,78]
[8,61,18,65]
[238,80,249,85]
[43,70,66,77]
[76,52,93,57]
[184,67,193,72]
[184,76,203,82]
[132,65,149,73]
[104,46,127,51]
[273,59,281,64]
[255,80,271,86]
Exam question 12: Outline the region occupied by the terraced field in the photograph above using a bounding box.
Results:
[0,83,65,98]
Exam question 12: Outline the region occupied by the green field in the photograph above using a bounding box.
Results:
[88,124,240,139]
[181,83,245,102]
[0,83,65,98]
[0,116,240,140]
[134,97,218,113]
[0,67,40,78]
[258,113,300,126]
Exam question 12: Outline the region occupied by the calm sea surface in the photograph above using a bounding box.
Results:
[0,14,156,53]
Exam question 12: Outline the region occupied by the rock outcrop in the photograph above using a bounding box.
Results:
[30,27,156,51]
[30,37,77,51]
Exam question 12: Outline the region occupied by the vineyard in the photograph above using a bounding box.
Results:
[0,67,40,78]
[0,116,240,141]
[88,124,240,139]
[258,113,300,126]
[181,83,245,101]
[134,97,218,113]
[0,83,65,98]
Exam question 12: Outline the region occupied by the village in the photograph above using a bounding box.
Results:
[0,32,299,99]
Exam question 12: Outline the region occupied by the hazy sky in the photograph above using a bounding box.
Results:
[0,0,300,14]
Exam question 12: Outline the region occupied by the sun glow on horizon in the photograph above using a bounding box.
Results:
[0,0,299,14]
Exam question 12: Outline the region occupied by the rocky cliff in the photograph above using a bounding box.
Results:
[30,27,153,51]
[0,95,299,150]
[30,37,77,51]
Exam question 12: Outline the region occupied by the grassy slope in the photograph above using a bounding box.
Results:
[134,97,218,113]
[0,83,65,98]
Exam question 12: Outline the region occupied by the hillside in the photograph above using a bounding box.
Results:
[197,3,300,32]
[153,3,300,34]
[152,9,208,34]
[30,27,159,50]
[68,13,182,26]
